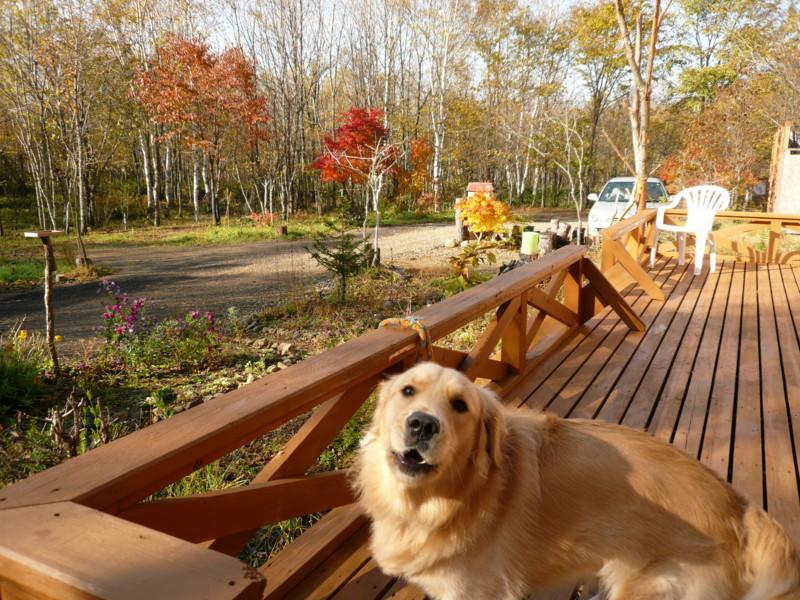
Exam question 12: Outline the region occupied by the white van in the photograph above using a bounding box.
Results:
[587,177,670,237]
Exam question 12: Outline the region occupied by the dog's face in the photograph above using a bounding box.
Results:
[368,362,505,487]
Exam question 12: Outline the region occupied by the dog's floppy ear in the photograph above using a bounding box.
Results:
[479,386,506,469]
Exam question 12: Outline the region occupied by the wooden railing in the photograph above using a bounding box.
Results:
[600,208,800,302]
[0,245,644,599]
[662,209,800,265]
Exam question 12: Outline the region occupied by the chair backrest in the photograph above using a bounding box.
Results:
[676,185,730,231]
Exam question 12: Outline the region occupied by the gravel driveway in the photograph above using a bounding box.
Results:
[0,224,459,351]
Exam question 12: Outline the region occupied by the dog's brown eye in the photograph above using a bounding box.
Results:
[451,398,468,413]
[402,385,415,397]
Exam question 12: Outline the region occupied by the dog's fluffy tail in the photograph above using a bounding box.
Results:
[741,506,800,600]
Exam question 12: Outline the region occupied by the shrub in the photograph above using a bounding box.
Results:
[0,323,50,418]
[248,212,279,227]
[446,243,497,292]
[97,280,222,373]
[455,193,510,240]
[305,223,370,304]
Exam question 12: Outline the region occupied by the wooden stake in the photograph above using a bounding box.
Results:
[24,231,62,374]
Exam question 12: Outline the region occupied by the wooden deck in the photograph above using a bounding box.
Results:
[281,258,800,599]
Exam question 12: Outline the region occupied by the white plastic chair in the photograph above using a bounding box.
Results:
[649,185,730,275]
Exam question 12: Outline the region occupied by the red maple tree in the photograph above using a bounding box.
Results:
[132,34,269,224]
[310,108,403,265]
[309,108,398,183]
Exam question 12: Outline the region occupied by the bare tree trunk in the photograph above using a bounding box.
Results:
[41,236,59,374]
[76,129,89,235]
[139,131,153,213]
[164,141,172,217]
[150,132,161,226]
[614,0,668,211]
[192,150,200,222]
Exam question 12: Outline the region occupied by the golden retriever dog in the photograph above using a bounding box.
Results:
[354,363,800,600]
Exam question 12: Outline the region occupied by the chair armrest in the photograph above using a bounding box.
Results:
[655,205,669,228]
[655,194,683,228]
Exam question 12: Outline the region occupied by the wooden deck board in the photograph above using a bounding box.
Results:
[758,265,800,544]
[282,259,800,598]
[672,260,734,457]
[520,260,665,412]
[566,261,684,420]
[699,262,744,481]
[649,263,720,444]
[733,263,764,509]
[618,264,709,430]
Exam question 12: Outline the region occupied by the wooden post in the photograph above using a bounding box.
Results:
[501,291,527,373]
[454,204,464,244]
[24,231,62,374]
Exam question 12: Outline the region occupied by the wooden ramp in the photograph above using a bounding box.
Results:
[270,258,800,599]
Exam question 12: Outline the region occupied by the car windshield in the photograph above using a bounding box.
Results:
[597,182,668,203]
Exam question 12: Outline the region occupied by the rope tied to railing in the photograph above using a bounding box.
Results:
[378,316,433,362]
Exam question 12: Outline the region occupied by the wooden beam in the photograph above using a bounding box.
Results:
[460,297,521,381]
[119,471,354,543]
[665,208,800,224]
[432,346,509,381]
[261,504,367,599]
[582,259,646,332]
[605,238,665,300]
[0,501,264,599]
[208,378,376,555]
[563,261,582,318]
[526,270,569,346]
[601,208,657,240]
[602,262,636,296]
[768,220,781,264]
[709,223,763,247]
[526,287,578,326]
[501,291,527,373]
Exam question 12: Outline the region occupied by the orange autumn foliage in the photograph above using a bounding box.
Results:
[132,34,269,154]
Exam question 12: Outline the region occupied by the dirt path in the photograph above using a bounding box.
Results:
[0,224,463,350]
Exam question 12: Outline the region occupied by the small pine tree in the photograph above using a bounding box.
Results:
[306,223,370,304]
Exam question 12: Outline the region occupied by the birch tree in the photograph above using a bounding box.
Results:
[417,0,471,211]
[613,0,672,210]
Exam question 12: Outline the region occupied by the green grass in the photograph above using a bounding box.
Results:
[0,259,46,284]
[84,211,455,247]
[2,207,458,251]
[0,257,111,289]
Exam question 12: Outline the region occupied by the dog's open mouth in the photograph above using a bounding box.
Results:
[393,449,436,476]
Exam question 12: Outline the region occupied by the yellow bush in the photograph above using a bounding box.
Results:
[456,193,510,240]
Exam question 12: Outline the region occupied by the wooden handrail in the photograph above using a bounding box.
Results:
[601,208,657,241]
[600,207,800,297]
[0,501,266,598]
[665,209,800,224]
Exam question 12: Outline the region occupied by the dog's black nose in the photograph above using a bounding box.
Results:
[406,411,440,443]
